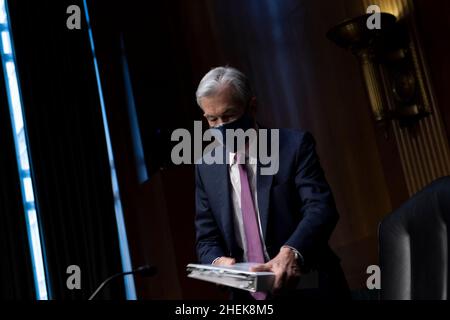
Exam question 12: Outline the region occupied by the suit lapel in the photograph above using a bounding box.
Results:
[257,161,273,241]
[256,127,276,241]
[205,158,238,255]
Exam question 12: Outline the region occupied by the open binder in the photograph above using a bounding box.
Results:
[186,263,275,292]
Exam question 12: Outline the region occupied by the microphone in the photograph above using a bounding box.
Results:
[88,265,157,300]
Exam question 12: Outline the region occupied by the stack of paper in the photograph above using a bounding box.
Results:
[186,263,275,292]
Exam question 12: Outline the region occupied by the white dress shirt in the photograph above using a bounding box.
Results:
[228,143,270,263]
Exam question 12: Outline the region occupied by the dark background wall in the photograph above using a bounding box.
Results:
[414,0,450,145]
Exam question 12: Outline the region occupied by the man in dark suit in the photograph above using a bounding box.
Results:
[194,66,350,300]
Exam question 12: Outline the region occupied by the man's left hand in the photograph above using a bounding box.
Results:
[250,247,301,295]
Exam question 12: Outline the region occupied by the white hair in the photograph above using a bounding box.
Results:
[195,66,252,108]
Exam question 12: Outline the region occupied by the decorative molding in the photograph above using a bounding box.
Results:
[363,0,450,195]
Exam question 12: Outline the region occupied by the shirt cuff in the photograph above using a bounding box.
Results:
[212,257,221,265]
[281,245,304,266]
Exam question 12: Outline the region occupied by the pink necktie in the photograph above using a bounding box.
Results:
[237,154,267,300]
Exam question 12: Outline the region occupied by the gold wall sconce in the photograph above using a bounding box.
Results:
[327,13,430,127]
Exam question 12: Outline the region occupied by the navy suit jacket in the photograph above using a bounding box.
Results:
[194,129,341,272]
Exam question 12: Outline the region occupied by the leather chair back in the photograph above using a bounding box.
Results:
[379,176,450,300]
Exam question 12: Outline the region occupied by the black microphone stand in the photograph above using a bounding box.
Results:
[88,265,157,300]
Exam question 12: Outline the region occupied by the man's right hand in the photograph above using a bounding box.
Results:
[212,257,236,266]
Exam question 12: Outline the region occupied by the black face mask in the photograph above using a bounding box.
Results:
[210,113,255,151]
